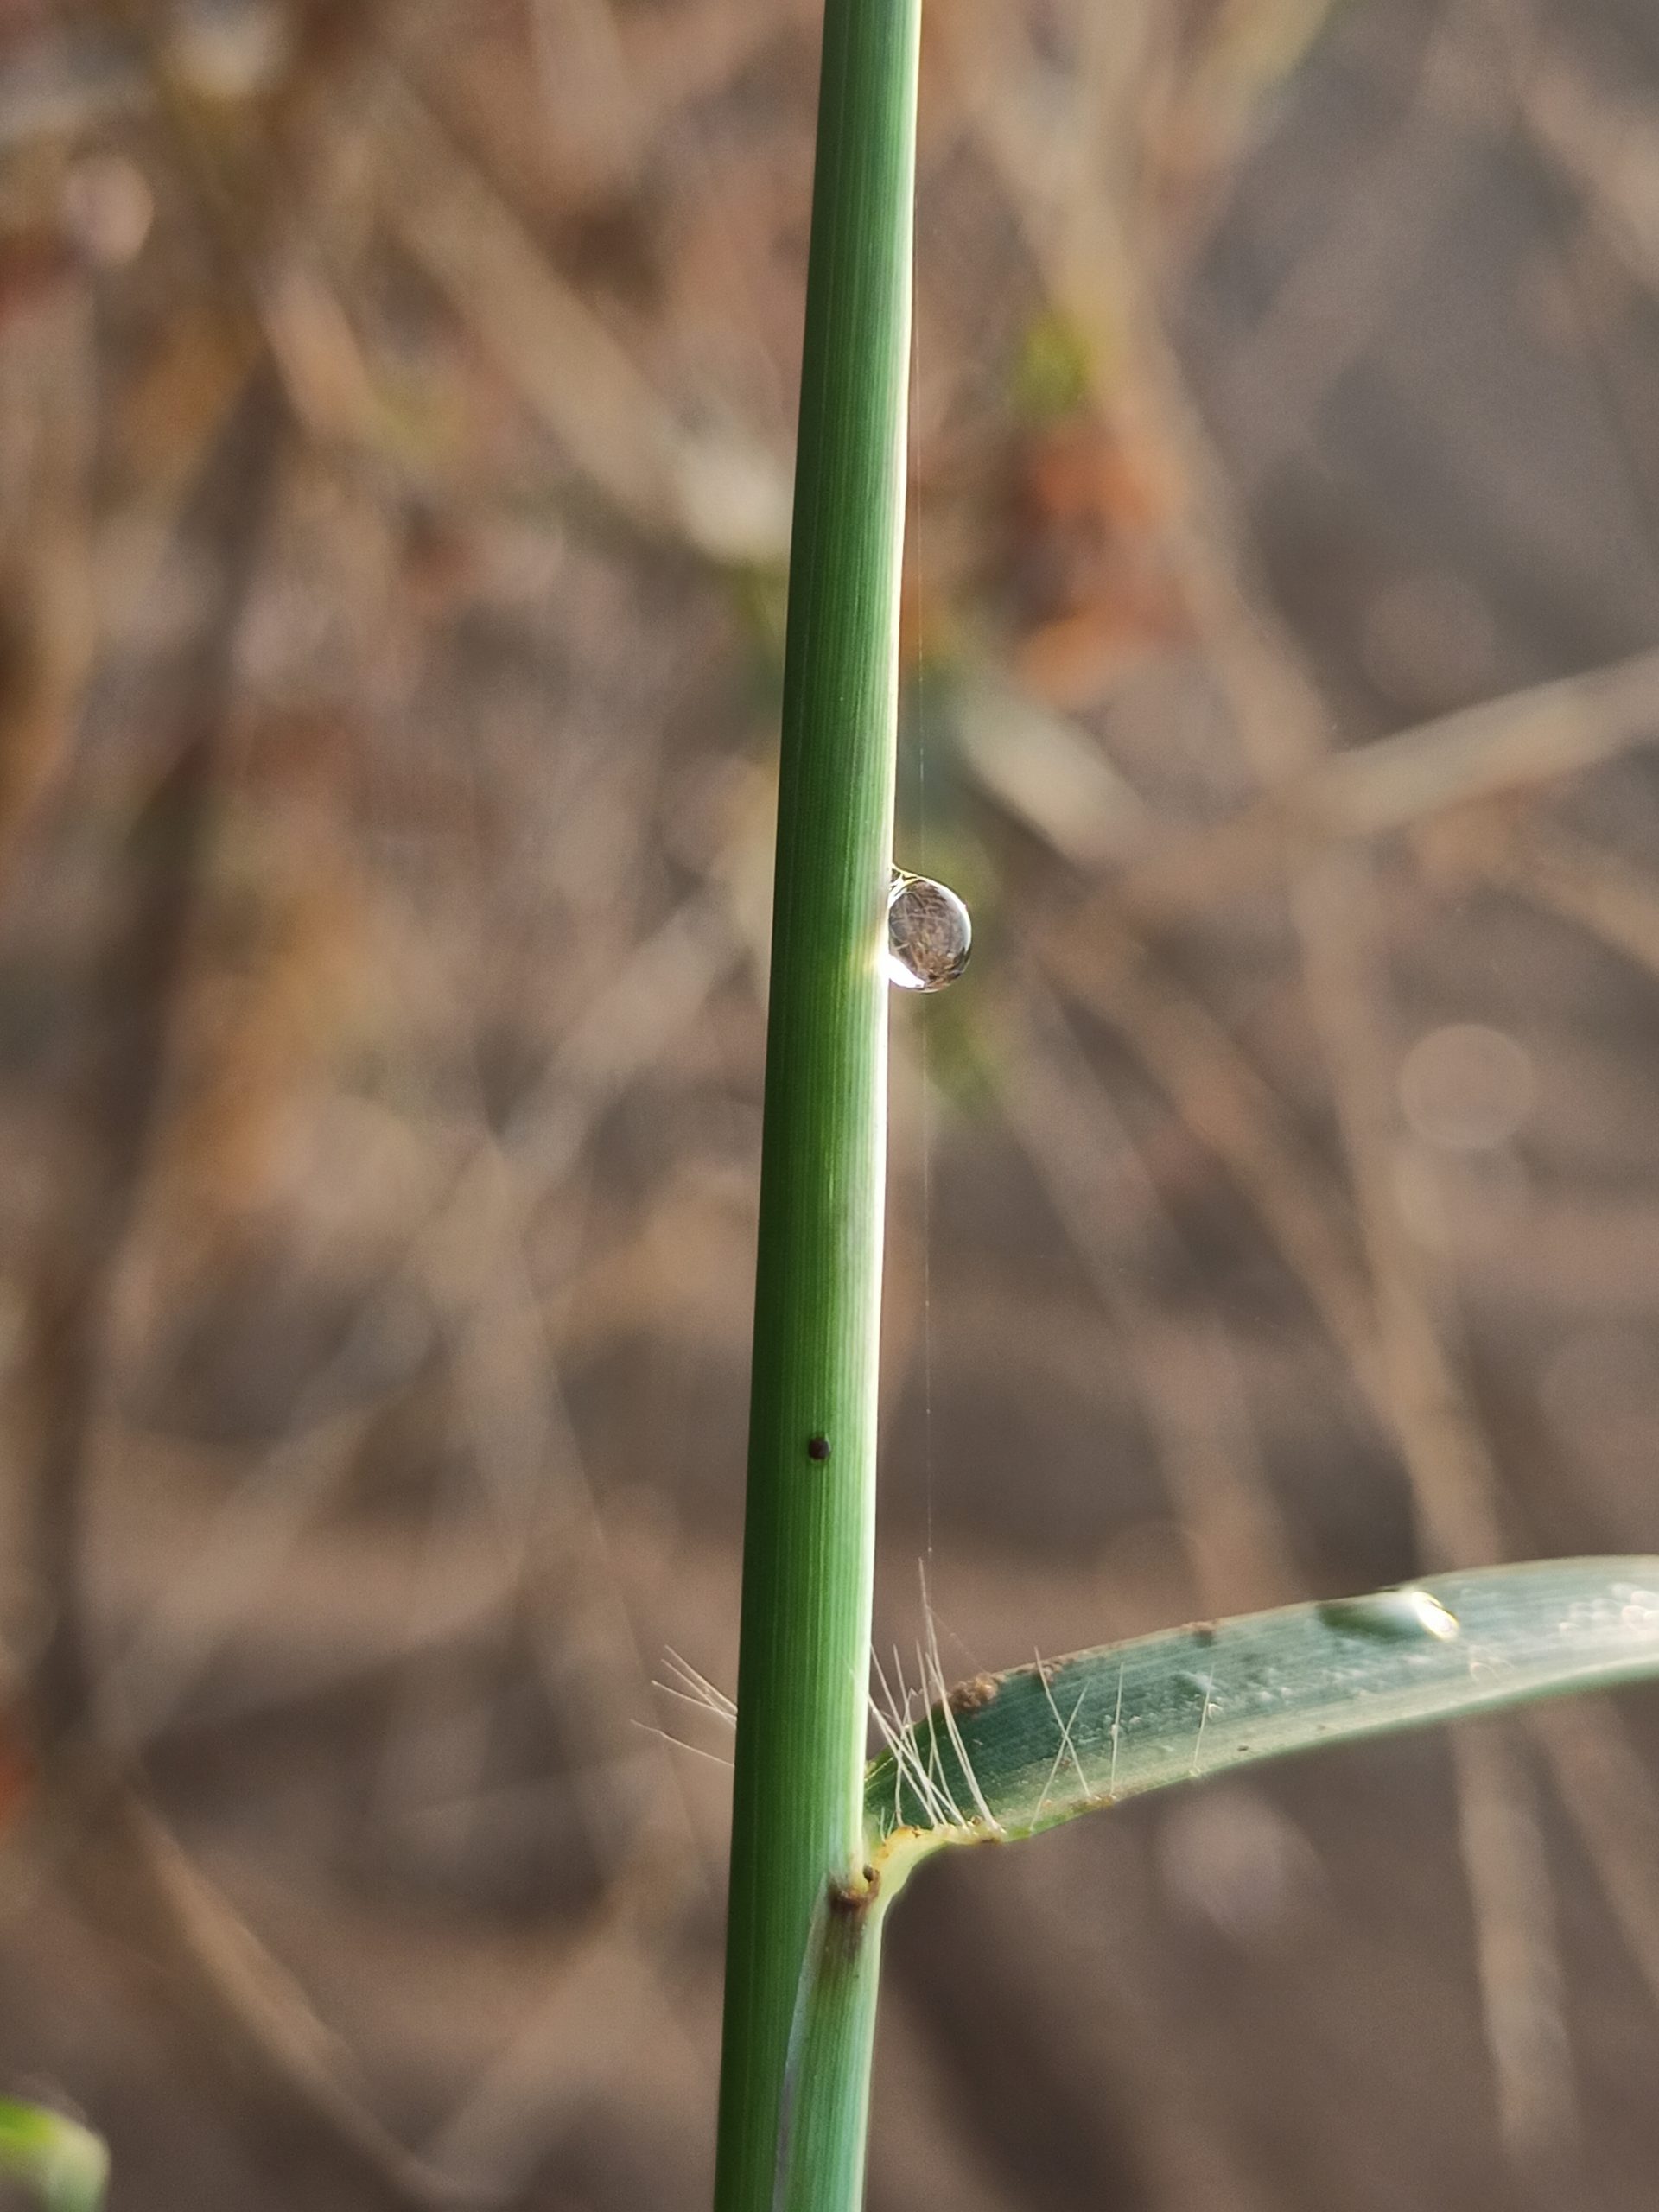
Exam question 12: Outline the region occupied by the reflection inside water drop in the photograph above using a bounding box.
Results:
[887,869,971,993]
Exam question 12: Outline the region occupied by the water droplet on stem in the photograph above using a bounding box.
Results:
[887,869,971,993]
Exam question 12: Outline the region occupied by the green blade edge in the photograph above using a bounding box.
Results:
[864,1559,1659,1889]
[0,2100,109,2212]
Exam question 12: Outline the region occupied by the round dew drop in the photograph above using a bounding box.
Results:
[887,870,971,993]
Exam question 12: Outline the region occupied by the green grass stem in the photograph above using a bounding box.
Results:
[711,2,920,2209]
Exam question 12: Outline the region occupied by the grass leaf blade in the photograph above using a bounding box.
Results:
[866,1560,1659,1882]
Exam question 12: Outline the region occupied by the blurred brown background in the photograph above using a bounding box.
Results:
[3,0,1659,2205]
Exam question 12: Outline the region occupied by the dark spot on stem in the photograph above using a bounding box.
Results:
[806,1434,830,1461]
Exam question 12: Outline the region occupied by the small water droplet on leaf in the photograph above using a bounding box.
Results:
[1319,1587,1461,1643]
[887,870,971,993]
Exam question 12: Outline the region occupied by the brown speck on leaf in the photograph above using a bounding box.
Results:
[950,1672,999,1713]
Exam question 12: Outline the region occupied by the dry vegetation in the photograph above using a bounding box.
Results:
[3,0,1659,2205]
